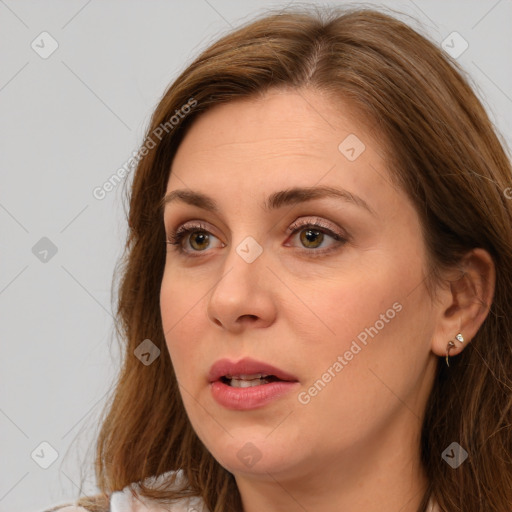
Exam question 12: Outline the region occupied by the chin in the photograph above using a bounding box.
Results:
[200,428,303,477]
[181,390,311,475]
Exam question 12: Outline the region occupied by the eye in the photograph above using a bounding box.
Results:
[166,222,224,254]
[286,218,348,253]
[299,228,325,249]
[188,230,210,251]
[166,218,348,257]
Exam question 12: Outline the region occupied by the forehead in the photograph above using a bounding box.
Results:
[166,89,399,215]
[172,89,371,165]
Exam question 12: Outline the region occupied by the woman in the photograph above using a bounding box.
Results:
[47,6,512,512]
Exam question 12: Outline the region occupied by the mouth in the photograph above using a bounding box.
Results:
[208,357,299,385]
[219,373,283,387]
[208,357,299,410]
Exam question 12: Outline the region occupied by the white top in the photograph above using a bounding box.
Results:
[54,470,441,511]
[110,470,209,512]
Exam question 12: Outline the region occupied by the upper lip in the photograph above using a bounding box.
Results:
[208,357,299,383]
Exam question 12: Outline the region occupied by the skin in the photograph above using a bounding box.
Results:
[160,88,495,512]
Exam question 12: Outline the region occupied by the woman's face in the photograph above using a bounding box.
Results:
[160,89,439,482]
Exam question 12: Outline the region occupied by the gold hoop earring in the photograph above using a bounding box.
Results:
[445,340,456,367]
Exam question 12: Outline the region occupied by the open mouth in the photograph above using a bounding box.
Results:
[208,358,299,410]
[220,373,283,388]
[208,357,298,385]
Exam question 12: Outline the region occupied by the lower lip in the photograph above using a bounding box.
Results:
[210,380,299,410]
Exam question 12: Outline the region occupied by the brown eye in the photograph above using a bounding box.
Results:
[189,231,210,251]
[167,223,224,256]
[300,229,324,248]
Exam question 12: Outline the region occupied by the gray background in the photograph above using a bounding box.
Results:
[1,1,511,511]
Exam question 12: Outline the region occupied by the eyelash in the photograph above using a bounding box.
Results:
[166,219,348,257]
[166,222,212,257]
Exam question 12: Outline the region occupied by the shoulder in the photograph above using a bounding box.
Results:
[110,470,209,511]
[42,493,110,512]
[41,506,93,512]
[42,471,208,512]
[44,508,90,512]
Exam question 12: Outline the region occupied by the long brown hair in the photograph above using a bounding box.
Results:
[70,6,512,512]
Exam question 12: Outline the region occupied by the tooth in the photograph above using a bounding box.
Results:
[234,380,257,388]
[229,377,270,387]
[225,373,269,380]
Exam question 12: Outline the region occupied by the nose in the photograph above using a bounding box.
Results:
[206,242,277,333]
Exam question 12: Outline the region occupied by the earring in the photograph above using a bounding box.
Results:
[445,340,456,367]
[455,333,464,344]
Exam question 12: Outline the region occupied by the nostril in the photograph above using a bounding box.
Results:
[240,314,258,322]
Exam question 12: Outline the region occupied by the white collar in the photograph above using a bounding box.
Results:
[109,470,208,512]
[110,470,440,512]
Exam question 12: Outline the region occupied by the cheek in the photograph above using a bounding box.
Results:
[294,257,433,424]
[160,266,208,379]
[290,249,427,386]
[287,257,404,346]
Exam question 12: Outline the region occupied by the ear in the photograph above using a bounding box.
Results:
[431,248,495,359]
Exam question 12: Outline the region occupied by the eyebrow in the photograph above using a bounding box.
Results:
[160,186,376,216]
